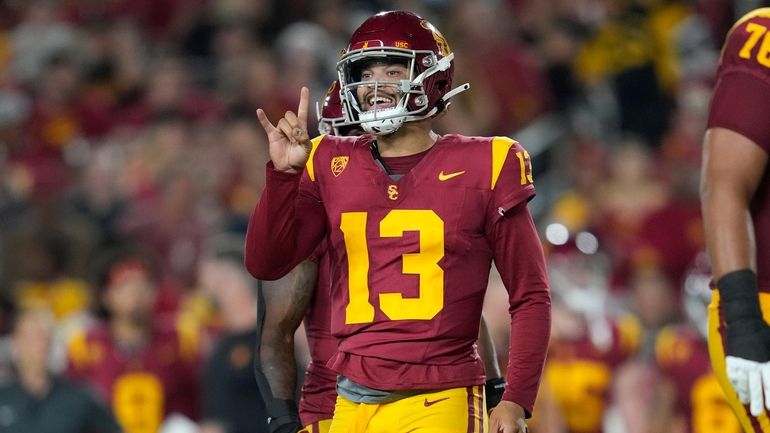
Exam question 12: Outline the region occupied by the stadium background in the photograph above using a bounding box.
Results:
[0,0,760,432]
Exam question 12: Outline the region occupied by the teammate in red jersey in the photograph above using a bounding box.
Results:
[245,10,550,433]
[700,7,770,431]
[66,246,200,433]
[255,82,506,433]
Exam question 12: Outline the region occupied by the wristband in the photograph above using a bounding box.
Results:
[717,269,769,361]
[717,269,762,326]
[266,399,302,433]
[485,377,506,410]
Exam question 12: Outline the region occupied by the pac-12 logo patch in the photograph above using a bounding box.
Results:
[331,156,349,177]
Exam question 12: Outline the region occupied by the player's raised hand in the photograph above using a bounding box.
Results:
[489,401,528,433]
[256,87,312,174]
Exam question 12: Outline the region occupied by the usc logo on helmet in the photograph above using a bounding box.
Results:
[394,40,410,49]
[326,81,338,95]
[419,20,451,56]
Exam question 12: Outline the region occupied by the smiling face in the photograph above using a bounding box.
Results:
[355,60,410,112]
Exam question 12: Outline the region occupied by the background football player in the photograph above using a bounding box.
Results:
[701,7,770,431]
[66,245,200,433]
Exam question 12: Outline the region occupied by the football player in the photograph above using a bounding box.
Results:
[66,245,200,433]
[255,82,507,433]
[700,7,770,431]
[245,10,550,433]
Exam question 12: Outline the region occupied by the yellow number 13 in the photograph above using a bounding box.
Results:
[340,210,445,324]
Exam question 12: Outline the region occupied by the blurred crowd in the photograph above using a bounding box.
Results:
[0,0,761,432]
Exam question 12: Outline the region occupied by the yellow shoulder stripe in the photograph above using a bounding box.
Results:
[491,137,516,190]
[306,135,326,182]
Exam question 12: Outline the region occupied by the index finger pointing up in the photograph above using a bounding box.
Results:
[297,86,309,130]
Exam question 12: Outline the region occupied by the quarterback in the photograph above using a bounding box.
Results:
[255,82,508,433]
[246,10,550,433]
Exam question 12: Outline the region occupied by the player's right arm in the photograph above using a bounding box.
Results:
[701,127,766,279]
[255,259,318,433]
[245,87,326,280]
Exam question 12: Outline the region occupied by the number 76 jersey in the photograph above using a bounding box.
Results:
[709,7,770,291]
[300,133,536,391]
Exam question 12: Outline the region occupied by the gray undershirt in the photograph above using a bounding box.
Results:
[336,375,422,404]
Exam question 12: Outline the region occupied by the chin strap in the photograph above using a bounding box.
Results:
[442,82,471,101]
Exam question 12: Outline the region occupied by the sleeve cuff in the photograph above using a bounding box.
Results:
[266,161,303,181]
[501,392,534,418]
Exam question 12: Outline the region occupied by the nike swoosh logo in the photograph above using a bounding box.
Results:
[423,397,450,407]
[438,170,465,181]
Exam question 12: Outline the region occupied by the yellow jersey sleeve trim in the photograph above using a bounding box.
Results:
[306,135,326,182]
[491,136,516,190]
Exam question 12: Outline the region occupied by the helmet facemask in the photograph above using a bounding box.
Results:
[336,47,457,135]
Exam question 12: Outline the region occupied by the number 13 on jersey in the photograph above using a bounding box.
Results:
[340,209,445,324]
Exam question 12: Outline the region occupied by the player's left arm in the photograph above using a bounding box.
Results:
[490,204,551,417]
[702,126,770,415]
[485,138,550,432]
[255,259,319,433]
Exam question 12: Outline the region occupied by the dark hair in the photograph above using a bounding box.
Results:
[90,243,161,318]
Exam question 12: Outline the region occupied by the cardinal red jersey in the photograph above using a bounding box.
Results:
[707,8,770,292]
[300,242,337,425]
[655,325,741,433]
[301,133,536,391]
[541,316,640,433]
[66,321,200,433]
